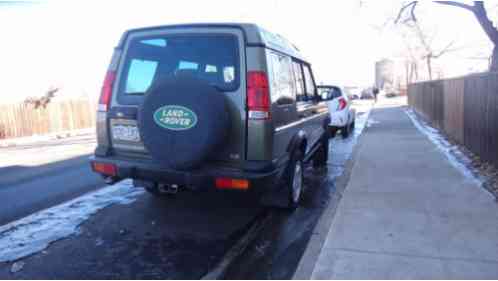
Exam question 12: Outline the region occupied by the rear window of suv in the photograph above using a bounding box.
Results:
[117,34,239,101]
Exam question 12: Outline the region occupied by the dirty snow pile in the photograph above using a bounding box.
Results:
[0,180,143,263]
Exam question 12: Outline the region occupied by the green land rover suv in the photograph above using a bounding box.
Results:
[90,23,333,209]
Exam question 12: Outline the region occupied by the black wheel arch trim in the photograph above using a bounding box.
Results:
[287,130,307,157]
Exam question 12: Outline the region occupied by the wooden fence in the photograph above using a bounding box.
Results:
[0,99,96,139]
[408,72,498,167]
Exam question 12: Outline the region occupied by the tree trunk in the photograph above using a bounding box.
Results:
[490,45,498,72]
[413,62,419,81]
[426,57,433,80]
[434,2,498,72]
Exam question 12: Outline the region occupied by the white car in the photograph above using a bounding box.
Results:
[318,86,356,138]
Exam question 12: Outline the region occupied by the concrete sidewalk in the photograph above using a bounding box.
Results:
[307,100,498,279]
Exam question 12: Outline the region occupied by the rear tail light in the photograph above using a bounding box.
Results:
[338,97,347,110]
[91,162,117,177]
[215,178,250,190]
[98,71,116,112]
[247,71,270,120]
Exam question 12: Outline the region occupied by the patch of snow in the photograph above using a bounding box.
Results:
[353,106,372,137]
[0,180,143,263]
[404,109,483,186]
[10,261,24,273]
[366,118,380,128]
[327,104,372,180]
[0,128,95,148]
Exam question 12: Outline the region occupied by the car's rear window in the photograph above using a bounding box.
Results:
[318,87,342,100]
[118,34,239,99]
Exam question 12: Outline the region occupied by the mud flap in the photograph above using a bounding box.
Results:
[259,168,290,208]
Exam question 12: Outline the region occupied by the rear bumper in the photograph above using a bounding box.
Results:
[89,156,282,192]
[329,110,349,127]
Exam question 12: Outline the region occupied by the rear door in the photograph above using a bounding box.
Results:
[109,27,247,167]
[296,63,328,153]
[266,50,298,159]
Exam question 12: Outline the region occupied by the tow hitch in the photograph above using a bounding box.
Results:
[158,183,179,194]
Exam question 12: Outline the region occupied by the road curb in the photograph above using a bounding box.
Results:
[292,111,372,280]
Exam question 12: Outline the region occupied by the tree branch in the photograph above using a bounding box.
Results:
[472,2,498,43]
[433,40,457,58]
[434,1,476,12]
[434,1,498,44]
[395,1,418,23]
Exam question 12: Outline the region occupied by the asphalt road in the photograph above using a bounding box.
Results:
[0,100,372,279]
[0,134,265,279]
[0,135,104,225]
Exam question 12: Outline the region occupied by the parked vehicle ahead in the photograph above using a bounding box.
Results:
[360,87,374,99]
[318,86,356,138]
[90,23,334,209]
[345,88,361,100]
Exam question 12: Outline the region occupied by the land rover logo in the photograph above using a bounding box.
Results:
[153,105,198,131]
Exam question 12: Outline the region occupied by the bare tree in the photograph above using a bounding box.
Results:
[398,1,498,72]
[24,87,59,109]
[395,2,459,80]
[399,33,420,83]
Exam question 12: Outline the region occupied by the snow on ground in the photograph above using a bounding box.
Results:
[405,108,484,186]
[0,128,95,148]
[0,180,144,263]
[366,118,380,128]
[0,133,96,168]
[352,104,372,138]
[326,101,372,179]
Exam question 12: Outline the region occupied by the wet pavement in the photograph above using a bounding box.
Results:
[0,190,263,279]
[224,105,372,279]
[0,101,372,279]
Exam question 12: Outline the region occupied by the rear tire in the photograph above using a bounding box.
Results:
[283,151,304,210]
[341,124,350,138]
[313,134,329,168]
[329,127,337,138]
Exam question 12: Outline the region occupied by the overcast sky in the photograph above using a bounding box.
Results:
[0,0,494,102]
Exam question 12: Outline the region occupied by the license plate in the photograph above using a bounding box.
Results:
[112,125,140,142]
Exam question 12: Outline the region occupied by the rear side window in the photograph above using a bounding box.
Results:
[292,61,306,102]
[267,51,295,105]
[318,87,342,100]
[303,65,316,96]
[118,34,239,101]
[332,88,343,99]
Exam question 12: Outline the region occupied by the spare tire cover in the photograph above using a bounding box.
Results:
[138,75,229,170]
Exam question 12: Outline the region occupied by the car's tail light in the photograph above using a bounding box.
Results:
[98,71,116,112]
[91,162,117,177]
[247,71,270,120]
[215,178,250,190]
[338,97,347,110]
